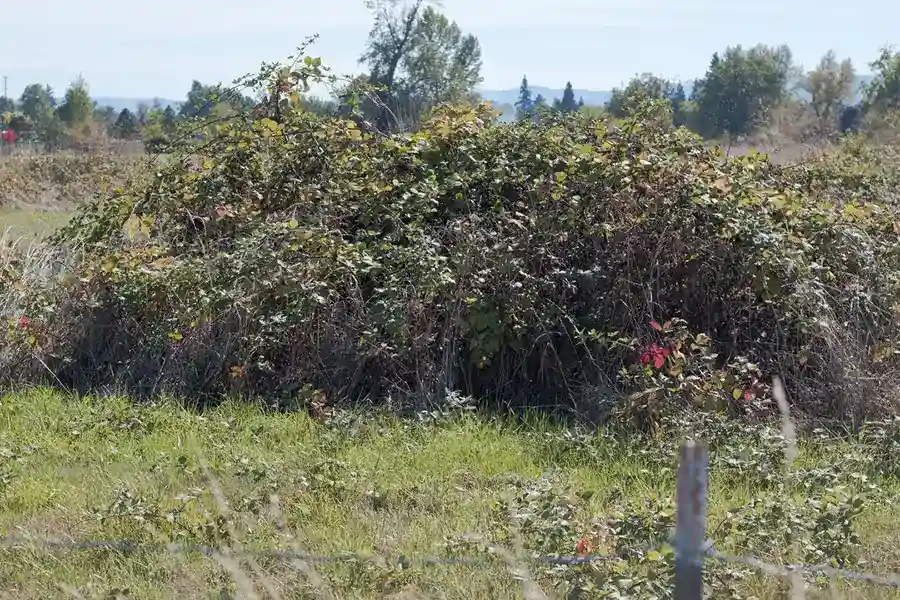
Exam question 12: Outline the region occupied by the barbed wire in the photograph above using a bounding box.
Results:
[706,546,900,590]
[4,533,900,591]
[0,533,609,568]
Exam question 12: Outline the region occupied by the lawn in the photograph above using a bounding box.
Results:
[0,390,898,599]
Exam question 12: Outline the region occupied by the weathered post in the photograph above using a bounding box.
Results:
[675,440,709,600]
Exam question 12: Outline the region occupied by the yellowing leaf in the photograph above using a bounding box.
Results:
[101,258,117,273]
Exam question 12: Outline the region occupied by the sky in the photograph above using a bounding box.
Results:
[2,0,898,101]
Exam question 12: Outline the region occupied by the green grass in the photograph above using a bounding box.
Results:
[0,390,898,599]
[0,208,72,239]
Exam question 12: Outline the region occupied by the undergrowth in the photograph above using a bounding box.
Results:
[1,52,900,426]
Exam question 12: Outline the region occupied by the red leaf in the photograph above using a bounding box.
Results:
[653,354,665,369]
[649,320,662,331]
[576,538,588,557]
[641,352,651,364]
[744,390,753,401]
[18,315,30,329]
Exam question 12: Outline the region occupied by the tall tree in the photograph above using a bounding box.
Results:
[57,76,94,129]
[137,102,149,125]
[607,74,675,118]
[670,82,688,126]
[692,44,794,137]
[18,84,55,123]
[554,82,578,113]
[163,105,178,132]
[515,75,533,120]
[179,81,251,119]
[18,84,60,142]
[360,0,426,130]
[400,7,482,113]
[181,81,208,118]
[670,82,686,110]
[0,97,14,114]
[360,1,482,130]
[804,50,855,134]
[113,108,139,139]
[298,95,338,116]
[861,46,900,114]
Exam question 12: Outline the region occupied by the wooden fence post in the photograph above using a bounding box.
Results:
[675,440,709,600]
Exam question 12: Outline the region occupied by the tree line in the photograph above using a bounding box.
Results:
[2,0,900,148]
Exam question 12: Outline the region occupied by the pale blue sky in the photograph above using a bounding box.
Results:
[2,0,897,100]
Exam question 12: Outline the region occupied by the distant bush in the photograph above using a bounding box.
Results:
[3,56,900,424]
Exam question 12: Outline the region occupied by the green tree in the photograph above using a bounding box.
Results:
[803,50,855,134]
[692,44,794,137]
[181,81,213,118]
[113,108,139,139]
[402,7,481,107]
[57,76,95,130]
[515,75,533,120]
[163,105,178,133]
[180,80,253,120]
[607,74,675,118]
[95,105,116,124]
[18,84,55,124]
[553,82,578,112]
[360,1,482,130]
[671,82,688,126]
[0,97,14,114]
[18,84,61,142]
[136,102,149,125]
[298,95,337,116]
[862,46,900,114]
[360,0,425,130]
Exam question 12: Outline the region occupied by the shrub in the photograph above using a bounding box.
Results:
[3,53,900,423]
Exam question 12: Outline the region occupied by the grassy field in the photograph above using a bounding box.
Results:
[1,389,899,599]
[0,208,72,239]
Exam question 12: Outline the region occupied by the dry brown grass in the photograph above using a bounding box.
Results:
[0,151,149,210]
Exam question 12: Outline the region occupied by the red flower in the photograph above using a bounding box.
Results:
[575,537,590,557]
[18,315,30,329]
[744,390,753,401]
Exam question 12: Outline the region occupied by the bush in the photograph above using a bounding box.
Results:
[3,55,900,423]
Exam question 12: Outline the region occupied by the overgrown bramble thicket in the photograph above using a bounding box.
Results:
[3,57,900,424]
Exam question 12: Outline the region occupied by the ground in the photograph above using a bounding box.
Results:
[0,390,898,599]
